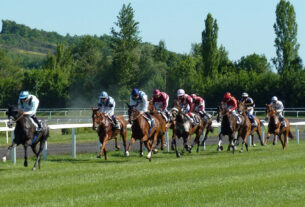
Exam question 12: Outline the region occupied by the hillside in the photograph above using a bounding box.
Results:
[0,20,81,68]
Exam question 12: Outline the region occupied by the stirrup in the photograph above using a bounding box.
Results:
[36,127,43,132]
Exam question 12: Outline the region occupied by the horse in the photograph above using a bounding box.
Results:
[237,100,264,147]
[147,100,168,152]
[216,104,240,153]
[91,108,128,160]
[196,111,214,150]
[2,105,49,170]
[171,100,204,157]
[126,104,161,161]
[264,104,293,150]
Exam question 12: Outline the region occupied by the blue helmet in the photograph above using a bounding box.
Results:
[131,88,139,96]
[19,91,29,100]
[99,91,108,99]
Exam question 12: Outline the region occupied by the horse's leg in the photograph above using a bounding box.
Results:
[97,136,107,159]
[278,133,285,150]
[140,140,144,157]
[2,142,17,162]
[217,133,224,151]
[24,145,29,167]
[200,129,208,150]
[194,130,201,153]
[264,132,271,145]
[121,129,128,156]
[147,133,158,161]
[126,137,136,156]
[114,137,120,151]
[256,126,264,146]
[172,137,180,158]
[33,140,46,171]
[103,146,108,160]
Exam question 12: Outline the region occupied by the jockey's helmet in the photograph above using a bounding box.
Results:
[99,91,108,99]
[153,89,161,97]
[177,89,185,97]
[223,92,231,100]
[191,94,196,98]
[19,91,29,100]
[132,88,139,97]
[271,96,278,102]
[241,92,248,98]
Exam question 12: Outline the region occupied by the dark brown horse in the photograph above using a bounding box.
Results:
[91,108,128,160]
[237,100,264,147]
[264,104,293,150]
[126,104,161,161]
[2,105,49,170]
[171,100,204,157]
[216,104,239,153]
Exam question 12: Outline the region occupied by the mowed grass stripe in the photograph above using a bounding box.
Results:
[0,141,305,207]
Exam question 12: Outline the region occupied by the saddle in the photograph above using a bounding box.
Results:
[142,113,155,128]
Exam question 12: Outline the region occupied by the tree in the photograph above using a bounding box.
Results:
[110,3,141,98]
[273,0,302,74]
[201,13,219,78]
[236,53,271,73]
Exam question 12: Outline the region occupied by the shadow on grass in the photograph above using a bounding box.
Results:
[48,158,129,164]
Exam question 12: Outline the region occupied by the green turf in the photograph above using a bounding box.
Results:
[0,140,305,207]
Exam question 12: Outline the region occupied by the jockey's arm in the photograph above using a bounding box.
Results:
[141,93,149,112]
[24,98,39,116]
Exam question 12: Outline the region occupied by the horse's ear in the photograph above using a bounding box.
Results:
[265,104,268,106]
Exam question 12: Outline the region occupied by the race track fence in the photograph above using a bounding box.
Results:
[0,121,304,164]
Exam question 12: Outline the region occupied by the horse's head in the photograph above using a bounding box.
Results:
[148,99,156,114]
[91,108,109,130]
[126,103,140,124]
[265,104,276,120]
[216,104,225,123]
[6,105,23,127]
[237,100,246,115]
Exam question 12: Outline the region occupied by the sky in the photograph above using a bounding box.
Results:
[0,0,304,63]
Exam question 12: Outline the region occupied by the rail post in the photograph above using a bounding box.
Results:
[296,125,299,144]
[201,129,206,151]
[72,128,76,158]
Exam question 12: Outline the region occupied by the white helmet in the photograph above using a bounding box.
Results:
[177,89,185,97]
[99,91,108,99]
[271,96,278,102]
[241,92,248,98]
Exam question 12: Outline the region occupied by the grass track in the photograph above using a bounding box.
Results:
[0,141,305,207]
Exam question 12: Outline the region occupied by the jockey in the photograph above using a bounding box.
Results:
[98,91,120,129]
[270,96,285,126]
[190,94,211,121]
[221,92,241,124]
[18,91,42,131]
[130,88,154,127]
[240,92,257,126]
[176,89,198,125]
[152,89,170,122]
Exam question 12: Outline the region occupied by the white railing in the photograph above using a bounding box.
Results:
[0,121,304,164]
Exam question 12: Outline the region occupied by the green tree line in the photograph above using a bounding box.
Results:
[0,0,304,108]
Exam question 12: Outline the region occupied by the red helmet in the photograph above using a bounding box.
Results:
[224,92,231,99]
[153,89,161,97]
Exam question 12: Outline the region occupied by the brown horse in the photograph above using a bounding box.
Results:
[216,104,240,153]
[147,100,169,152]
[264,104,293,150]
[237,100,264,147]
[126,104,161,161]
[92,108,128,160]
[171,100,204,157]
[197,111,214,150]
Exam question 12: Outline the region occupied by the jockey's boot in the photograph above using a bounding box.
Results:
[280,117,286,127]
[145,112,155,127]
[161,111,168,122]
[112,115,121,130]
[250,117,257,127]
[32,115,43,132]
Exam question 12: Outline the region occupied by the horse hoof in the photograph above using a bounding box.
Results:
[153,149,158,154]
[96,155,101,159]
[239,150,243,153]
[125,151,130,157]
[176,153,181,158]
[140,152,144,157]
[115,146,120,151]
[24,162,28,167]
[2,156,6,162]
[32,167,36,171]
[253,144,256,147]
